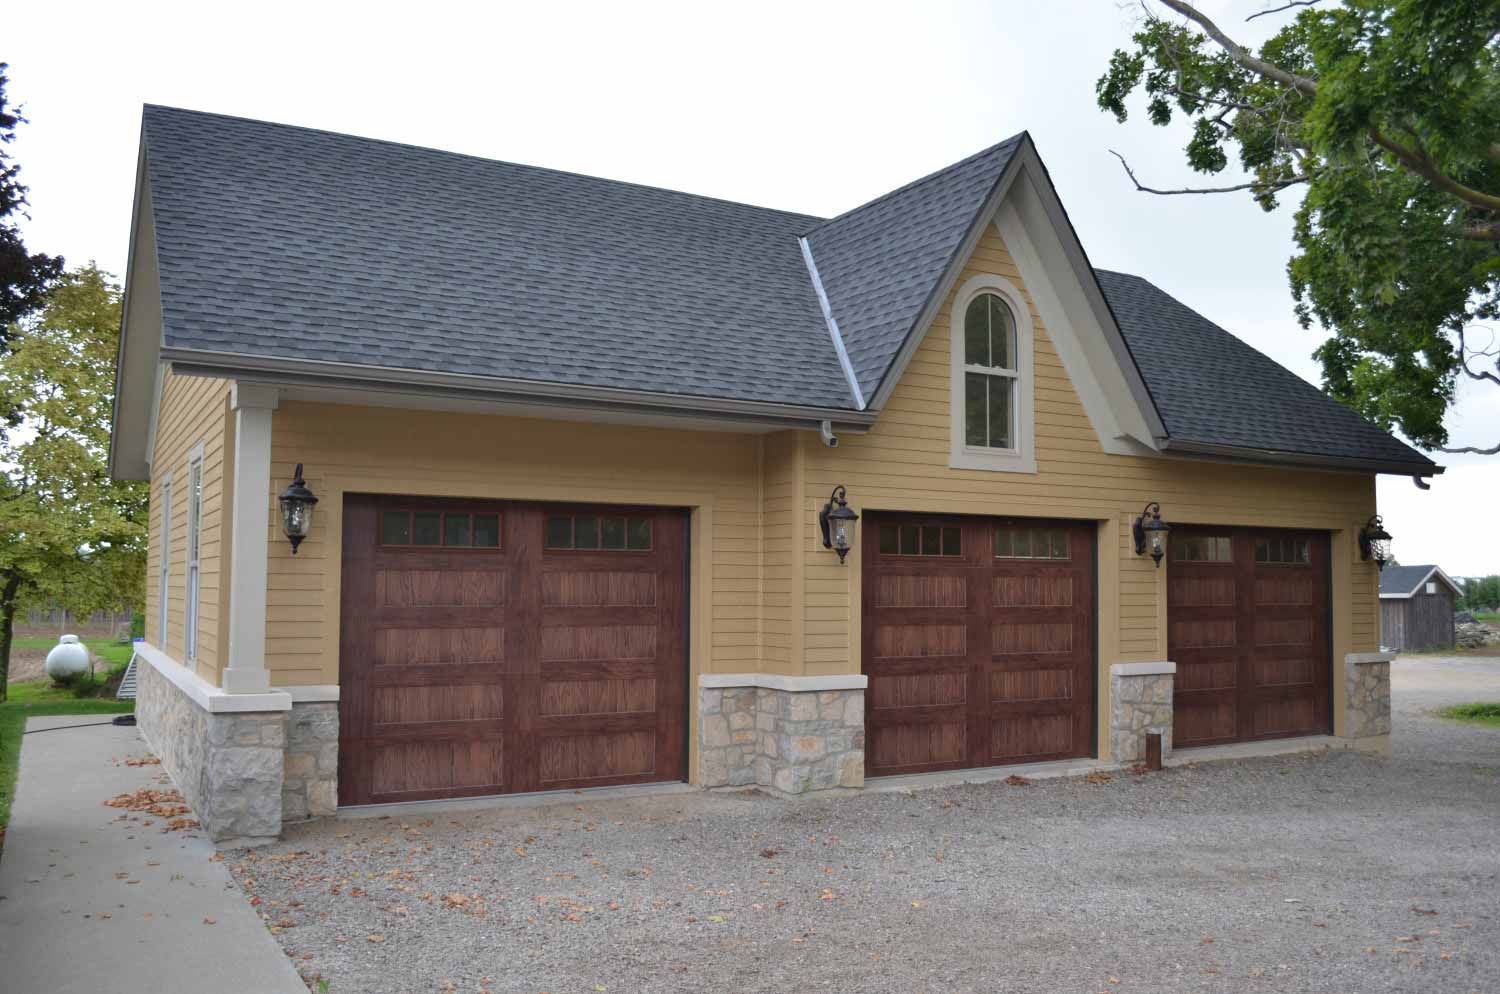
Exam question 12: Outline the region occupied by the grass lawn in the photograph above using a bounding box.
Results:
[1477,610,1500,624]
[1439,702,1500,727]
[1,640,138,842]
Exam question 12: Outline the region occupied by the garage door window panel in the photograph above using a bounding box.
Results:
[546,514,653,551]
[879,524,961,557]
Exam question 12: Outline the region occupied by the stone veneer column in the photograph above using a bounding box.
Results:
[1344,651,1394,753]
[1108,662,1175,764]
[699,675,866,795]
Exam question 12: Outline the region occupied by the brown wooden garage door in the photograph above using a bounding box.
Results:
[1168,527,1331,748]
[337,496,687,805]
[862,514,1096,777]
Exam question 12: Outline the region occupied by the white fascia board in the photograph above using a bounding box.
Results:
[109,146,164,482]
[163,347,877,434]
[135,641,292,713]
[699,672,868,692]
[995,184,1157,454]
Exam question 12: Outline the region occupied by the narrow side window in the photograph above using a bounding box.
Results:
[158,474,172,649]
[185,452,204,661]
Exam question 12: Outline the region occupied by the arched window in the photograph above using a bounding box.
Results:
[950,274,1035,472]
[962,292,1017,449]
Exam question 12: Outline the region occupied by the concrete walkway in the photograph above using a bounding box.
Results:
[0,716,304,994]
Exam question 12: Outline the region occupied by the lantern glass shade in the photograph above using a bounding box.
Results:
[280,495,315,540]
[278,463,319,553]
[1368,534,1390,565]
[829,514,855,552]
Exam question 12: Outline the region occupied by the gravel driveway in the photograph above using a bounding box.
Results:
[236,656,1500,994]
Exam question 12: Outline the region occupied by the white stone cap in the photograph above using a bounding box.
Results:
[282,685,340,703]
[1346,651,1397,665]
[136,641,293,713]
[699,672,868,692]
[1110,661,1176,677]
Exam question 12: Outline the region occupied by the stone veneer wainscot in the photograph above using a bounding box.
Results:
[698,674,866,795]
[133,646,339,844]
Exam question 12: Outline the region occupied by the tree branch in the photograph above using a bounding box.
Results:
[1109,150,1309,194]
[1461,221,1500,241]
[1247,0,1324,21]
[1156,1,1500,214]
[1158,0,1320,96]
[1457,326,1500,386]
[1368,130,1500,212]
[1436,442,1500,455]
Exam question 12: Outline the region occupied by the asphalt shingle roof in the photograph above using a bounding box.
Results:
[1380,564,1444,596]
[137,106,1436,472]
[1095,270,1434,470]
[804,136,1022,401]
[142,106,854,410]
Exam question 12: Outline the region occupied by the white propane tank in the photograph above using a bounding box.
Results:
[45,634,90,683]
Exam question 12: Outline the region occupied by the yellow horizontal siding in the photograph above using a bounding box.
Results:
[265,403,766,687]
[145,368,232,685]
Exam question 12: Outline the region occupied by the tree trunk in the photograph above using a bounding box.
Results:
[0,573,21,704]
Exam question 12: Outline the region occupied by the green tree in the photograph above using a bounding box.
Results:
[0,265,147,699]
[1096,0,1500,455]
[0,62,64,336]
[1462,574,1500,610]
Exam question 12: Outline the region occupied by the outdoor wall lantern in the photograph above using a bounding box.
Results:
[819,485,859,564]
[1359,515,1393,570]
[278,463,319,555]
[1133,502,1170,568]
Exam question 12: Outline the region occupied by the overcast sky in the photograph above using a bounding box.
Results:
[8,0,1497,575]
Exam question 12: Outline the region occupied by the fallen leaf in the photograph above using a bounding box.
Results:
[1411,907,1439,916]
[1004,775,1031,786]
[367,934,385,943]
[1085,772,1114,785]
[202,917,216,925]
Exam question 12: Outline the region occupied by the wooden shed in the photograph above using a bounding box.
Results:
[1380,564,1460,651]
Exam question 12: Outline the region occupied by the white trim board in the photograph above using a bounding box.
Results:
[134,641,292,713]
[699,672,868,692]
[947,273,1036,474]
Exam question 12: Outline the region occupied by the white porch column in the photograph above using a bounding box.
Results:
[222,382,280,694]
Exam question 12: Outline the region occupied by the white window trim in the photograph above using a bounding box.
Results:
[949,273,1036,473]
[157,472,172,650]
[185,441,205,663]
[1425,581,1437,595]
